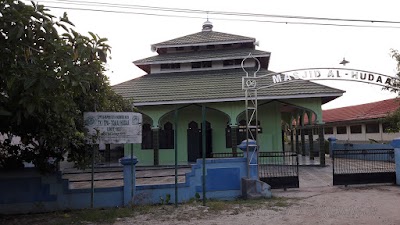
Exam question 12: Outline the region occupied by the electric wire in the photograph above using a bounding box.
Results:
[28,0,400,29]
[38,0,400,25]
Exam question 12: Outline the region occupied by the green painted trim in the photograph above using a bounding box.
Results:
[125,98,323,165]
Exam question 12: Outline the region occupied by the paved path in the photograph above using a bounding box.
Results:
[299,164,332,188]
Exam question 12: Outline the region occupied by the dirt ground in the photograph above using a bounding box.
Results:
[115,185,400,225]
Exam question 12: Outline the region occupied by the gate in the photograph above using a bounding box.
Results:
[332,149,396,186]
[259,151,299,189]
[187,121,212,162]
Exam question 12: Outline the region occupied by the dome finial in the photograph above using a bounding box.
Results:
[202,13,213,31]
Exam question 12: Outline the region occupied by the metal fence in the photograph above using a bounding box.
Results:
[333,149,396,186]
[62,166,191,189]
[258,151,299,189]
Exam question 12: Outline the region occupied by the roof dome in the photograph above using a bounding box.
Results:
[202,19,213,32]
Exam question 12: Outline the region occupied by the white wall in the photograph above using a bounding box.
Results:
[324,122,400,143]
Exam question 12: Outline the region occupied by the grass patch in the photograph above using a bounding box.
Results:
[207,201,229,211]
[73,207,133,223]
[1,197,298,224]
[194,196,297,214]
[1,206,145,225]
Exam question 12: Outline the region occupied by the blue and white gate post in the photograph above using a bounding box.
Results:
[120,156,139,205]
[390,137,400,185]
[238,139,258,179]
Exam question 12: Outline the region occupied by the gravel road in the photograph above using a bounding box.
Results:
[115,185,400,225]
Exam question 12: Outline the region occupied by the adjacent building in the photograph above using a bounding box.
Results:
[322,98,400,143]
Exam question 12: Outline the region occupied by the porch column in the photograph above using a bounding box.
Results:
[290,128,294,152]
[300,113,306,156]
[308,127,314,160]
[105,144,111,163]
[152,126,160,166]
[295,127,300,154]
[318,125,326,166]
[390,138,400,185]
[230,125,238,156]
[301,127,306,156]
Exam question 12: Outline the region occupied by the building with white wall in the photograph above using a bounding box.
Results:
[322,98,400,143]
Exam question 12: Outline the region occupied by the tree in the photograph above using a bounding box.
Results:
[382,49,400,133]
[0,0,132,172]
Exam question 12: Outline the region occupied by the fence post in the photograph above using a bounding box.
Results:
[238,139,258,179]
[120,156,138,206]
[327,137,337,158]
[247,149,258,180]
[390,138,400,185]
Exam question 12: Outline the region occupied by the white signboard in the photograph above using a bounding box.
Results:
[242,68,399,91]
[84,112,142,144]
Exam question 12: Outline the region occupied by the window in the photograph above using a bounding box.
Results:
[191,61,212,69]
[225,125,232,148]
[366,123,379,133]
[224,59,243,67]
[161,63,180,70]
[234,59,243,65]
[350,125,362,134]
[159,122,174,149]
[191,62,201,69]
[191,46,199,51]
[324,127,333,134]
[223,60,234,67]
[240,43,253,48]
[175,47,184,51]
[223,44,232,48]
[236,120,262,143]
[206,45,215,49]
[202,61,212,68]
[158,48,167,54]
[336,126,347,134]
[141,123,153,149]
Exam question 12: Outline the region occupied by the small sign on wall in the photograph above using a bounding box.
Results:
[84,112,142,144]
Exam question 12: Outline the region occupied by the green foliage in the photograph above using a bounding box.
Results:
[382,49,400,132]
[159,194,171,205]
[0,207,135,225]
[0,0,132,172]
[382,111,400,133]
[165,194,171,204]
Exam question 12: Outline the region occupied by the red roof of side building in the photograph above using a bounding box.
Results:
[323,98,400,123]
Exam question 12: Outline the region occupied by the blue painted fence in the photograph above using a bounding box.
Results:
[0,157,248,214]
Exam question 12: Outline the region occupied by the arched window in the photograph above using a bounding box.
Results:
[188,121,198,129]
[141,123,153,149]
[237,120,262,143]
[159,122,174,149]
[225,124,232,148]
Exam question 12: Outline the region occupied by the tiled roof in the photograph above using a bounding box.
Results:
[152,31,255,48]
[134,48,270,65]
[323,98,400,123]
[113,68,344,106]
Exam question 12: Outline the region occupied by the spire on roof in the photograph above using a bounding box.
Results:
[202,19,213,32]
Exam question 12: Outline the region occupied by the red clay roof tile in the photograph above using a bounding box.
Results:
[323,98,400,123]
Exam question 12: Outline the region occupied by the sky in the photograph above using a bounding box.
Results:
[26,0,400,109]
